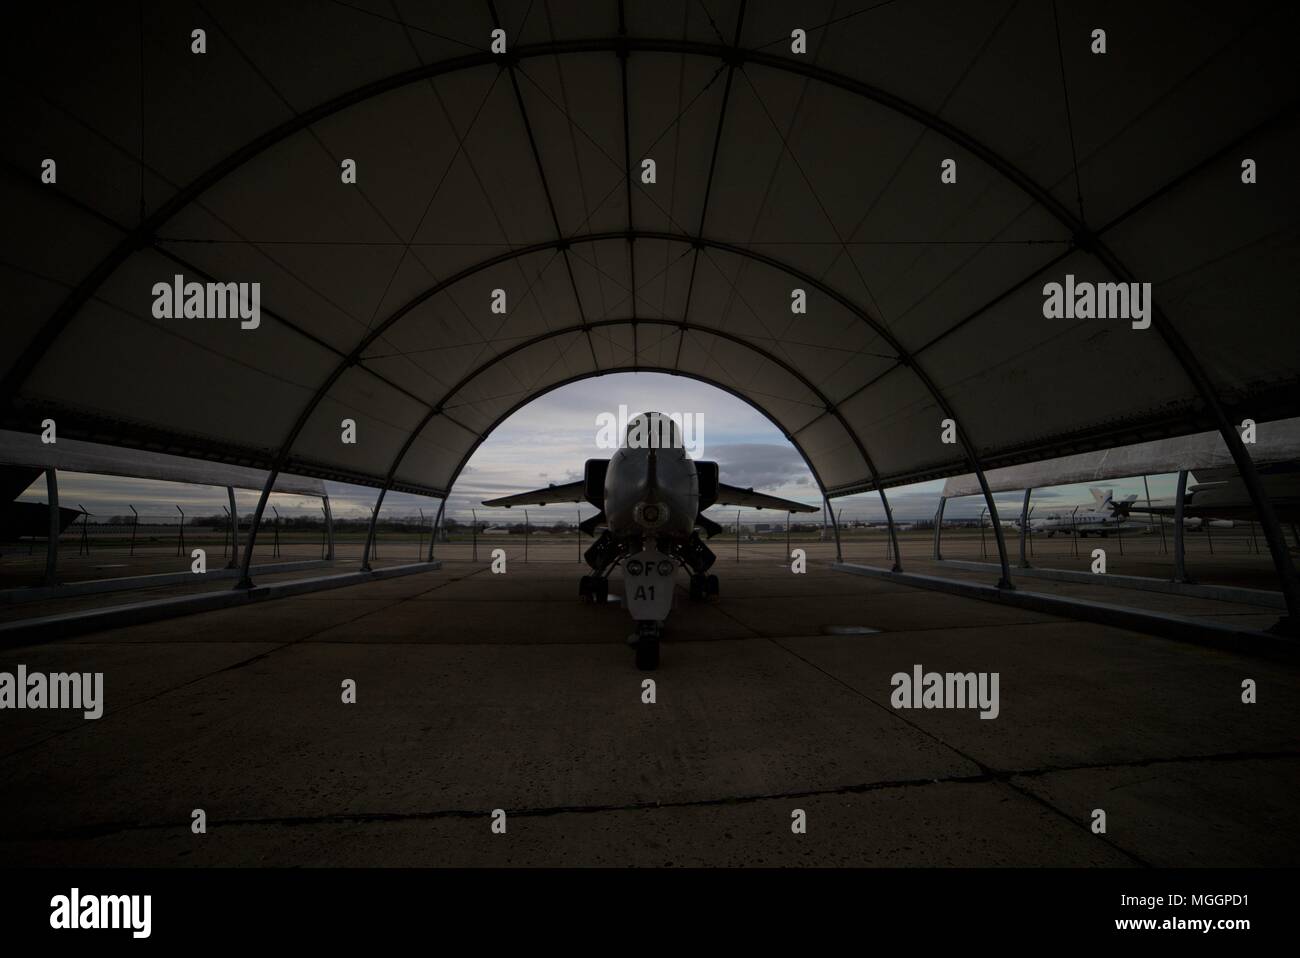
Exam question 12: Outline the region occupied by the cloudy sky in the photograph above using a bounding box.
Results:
[21,371,1181,525]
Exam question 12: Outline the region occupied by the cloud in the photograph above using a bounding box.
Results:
[707,443,814,491]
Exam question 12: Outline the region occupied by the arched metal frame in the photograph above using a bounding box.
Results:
[356,312,904,571]
[364,363,849,570]
[8,36,1293,618]
[447,365,836,500]
[253,225,949,586]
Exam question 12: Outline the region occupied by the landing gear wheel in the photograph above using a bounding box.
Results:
[578,575,592,599]
[634,627,661,671]
[706,574,719,596]
[688,573,707,601]
[593,577,609,603]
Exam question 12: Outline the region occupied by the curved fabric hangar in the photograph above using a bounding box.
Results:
[2,2,1298,621]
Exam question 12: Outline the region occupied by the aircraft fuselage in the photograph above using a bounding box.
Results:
[603,441,699,544]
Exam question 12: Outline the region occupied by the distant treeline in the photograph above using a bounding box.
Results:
[97,514,577,534]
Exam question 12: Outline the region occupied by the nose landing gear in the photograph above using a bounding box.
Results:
[630,620,661,671]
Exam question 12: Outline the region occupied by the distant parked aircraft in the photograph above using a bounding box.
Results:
[1020,488,1145,537]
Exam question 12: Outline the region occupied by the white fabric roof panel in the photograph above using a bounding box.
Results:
[941,418,1300,499]
[0,429,325,498]
[0,183,124,374]
[834,367,958,487]
[792,413,869,492]
[4,3,1296,503]
[922,251,1194,457]
[627,53,730,233]
[1102,120,1300,399]
[1043,7,1298,230]
[516,54,629,238]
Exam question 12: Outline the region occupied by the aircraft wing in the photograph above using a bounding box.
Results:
[481,480,586,508]
[713,483,819,513]
[1123,504,1175,516]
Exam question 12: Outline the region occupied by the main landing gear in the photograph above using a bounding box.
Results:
[687,573,719,601]
[578,574,609,603]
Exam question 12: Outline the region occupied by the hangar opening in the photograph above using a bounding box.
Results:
[2,0,1299,878]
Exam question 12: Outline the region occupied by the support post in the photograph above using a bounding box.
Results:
[785,510,791,561]
[176,505,185,558]
[973,475,1013,588]
[524,508,530,563]
[1018,487,1032,568]
[226,486,240,569]
[1070,506,1079,557]
[736,509,741,562]
[428,498,445,562]
[933,496,946,560]
[43,468,59,586]
[418,507,426,561]
[472,508,478,563]
[221,506,230,559]
[323,495,336,561]
[1144,475,1165,555]
[879,488,902,573]
[826,496,842,563]
[128,504,138,558]
[1173,469,1192,584]
[360,487,387,572]
[979,507,987,559]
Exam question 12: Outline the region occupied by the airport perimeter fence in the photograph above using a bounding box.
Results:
[42,511,336,561]
[831,509,1279,593]
[2,501,1282,593]
[0,506,441,587]
[429,512,841,567]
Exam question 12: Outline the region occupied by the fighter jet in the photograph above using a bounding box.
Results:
[482,411,818,670]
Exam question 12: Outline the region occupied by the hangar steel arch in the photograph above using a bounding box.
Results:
[3,3,1297,621]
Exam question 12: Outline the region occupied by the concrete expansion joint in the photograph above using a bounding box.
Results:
[37,748,1300,843]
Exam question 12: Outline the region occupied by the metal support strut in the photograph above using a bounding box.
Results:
[1173,469,1192,585]
[43,468,59,586]
[226,486,240,569]
[1018,487,1032,569]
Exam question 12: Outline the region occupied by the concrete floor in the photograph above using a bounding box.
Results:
[1,557,1297,867]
